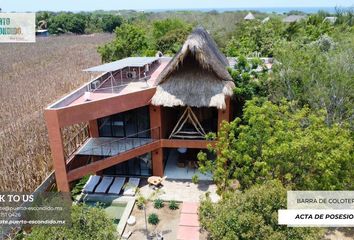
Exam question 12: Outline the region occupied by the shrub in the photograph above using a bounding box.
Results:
[136,195,145,210]
[168,200,179,210]
[199,180,324,240]
[148,213,160,225]
[71,175,89,199]
[191,174,199,184]
[153,199,164,209]
[27,204,116,240]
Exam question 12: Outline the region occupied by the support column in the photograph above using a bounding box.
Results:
[88,119,99,137]
[149,105,162,139]
[45,110,70,192]
[149,105,164,176]
[217,96,231,132]
[152,148,164,177]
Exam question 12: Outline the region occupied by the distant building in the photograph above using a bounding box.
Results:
[261,17,270,23]
[323,16,337,24]
[244,12,255,20]
[283,15,306,23]
[36,29,49,37]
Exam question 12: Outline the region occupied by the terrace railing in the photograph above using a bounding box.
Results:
[64,125,89,160]
[79,127,160,156]
[67,127,160,171]
[88,72,151,94]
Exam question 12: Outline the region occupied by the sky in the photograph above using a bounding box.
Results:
[0,0,353,12]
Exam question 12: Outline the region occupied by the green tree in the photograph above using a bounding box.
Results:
[225,19,284,57]
[48,13,86,34]
[98,23,148,62]
[27,204,116,240]
[270,37,354,125]
[198,99,353,192]
[101,14,123,33]
[228,56,268,101]
[152,18,192,54]
[199,180,323,240]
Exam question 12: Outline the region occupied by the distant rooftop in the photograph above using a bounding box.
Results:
[283,15,307,23]
[84,57,159,72]
[244,12,255,20]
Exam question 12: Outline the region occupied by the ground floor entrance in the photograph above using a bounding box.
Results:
[164,148,213,180]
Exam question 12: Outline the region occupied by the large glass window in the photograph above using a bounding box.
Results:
[103,153,152,176]
[97,106,150,138]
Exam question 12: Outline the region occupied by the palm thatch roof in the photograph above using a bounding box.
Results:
[244,12,255,20]
[151,27,234,109]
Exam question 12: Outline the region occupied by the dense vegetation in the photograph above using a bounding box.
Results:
[199,180,324,240]
[36,11,123,34]
[97,18,192,62]
[195,10,353,240]
[3,8,352,240]
[26,204,116,240]
[199,99,353,193]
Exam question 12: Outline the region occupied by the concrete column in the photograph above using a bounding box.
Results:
[45,110,70,192]
[152,148,164,177]
[88,119,99,137]
[149,105,162,139]
[217,96,231,132]
[149,105,164,176]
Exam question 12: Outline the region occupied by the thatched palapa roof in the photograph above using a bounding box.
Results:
[151,27,234,109]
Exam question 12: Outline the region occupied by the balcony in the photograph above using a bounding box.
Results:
[74,127,160,158]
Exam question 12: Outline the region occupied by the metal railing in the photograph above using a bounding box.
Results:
[77,127,160,157]
[64,125,89,160]
[66,127,160,172]
[89,73,151,94]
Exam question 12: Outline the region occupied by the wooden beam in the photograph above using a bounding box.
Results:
[160,139,216,149]
[218,96,231,131]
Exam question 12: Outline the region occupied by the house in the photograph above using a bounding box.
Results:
[36,29,49,37]
[323,16,337,24]
[261,16,270,23]
[45,27,235,192]
[244,12,255,20]
[283,15,306,23]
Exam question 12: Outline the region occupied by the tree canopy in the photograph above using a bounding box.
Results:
[199,180,324,240]
[198,98,353,193]
[97,23,149,62]
[26,204,116,240]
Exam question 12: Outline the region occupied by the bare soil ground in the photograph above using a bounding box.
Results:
[123,202,181,240]
[0,34,113,191]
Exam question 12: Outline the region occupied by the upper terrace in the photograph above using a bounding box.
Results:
[47,56,273,110]
[48,57,171,109]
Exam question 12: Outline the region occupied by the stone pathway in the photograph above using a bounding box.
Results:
[177,202,200,240]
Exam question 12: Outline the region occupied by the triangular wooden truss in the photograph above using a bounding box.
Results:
[169,106,206,139]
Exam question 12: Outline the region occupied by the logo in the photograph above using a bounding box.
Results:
[0,13,35,43]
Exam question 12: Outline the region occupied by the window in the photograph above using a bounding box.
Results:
[103,153,152,176]
[97,106,150,138]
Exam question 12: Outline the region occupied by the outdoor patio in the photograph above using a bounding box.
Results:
[164,149,213,181]
[139,178,219,204]
[122,179,216,240]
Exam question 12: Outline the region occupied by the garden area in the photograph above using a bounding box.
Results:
[123,199,181,240]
